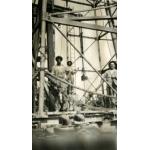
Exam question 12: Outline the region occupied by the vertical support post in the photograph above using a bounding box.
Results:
[47,24,55,71]
[105,0,117,55]
[47,0,55,71]
[38,0,47,117]
[94,8,105,94]
[46,0,55,111]
[65,1,69,62]
[94,10,102,68]
[32,3,40,113]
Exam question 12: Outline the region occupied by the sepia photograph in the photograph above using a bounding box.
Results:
[2,0,150,150]
[32,0,117,149]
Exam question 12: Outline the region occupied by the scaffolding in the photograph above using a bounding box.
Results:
[32,0,117,117]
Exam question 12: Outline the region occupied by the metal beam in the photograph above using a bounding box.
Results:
[45,17,117,33]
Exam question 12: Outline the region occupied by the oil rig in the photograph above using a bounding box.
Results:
[32,0,117,149]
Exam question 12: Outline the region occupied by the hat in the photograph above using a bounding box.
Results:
[56,56,63,61]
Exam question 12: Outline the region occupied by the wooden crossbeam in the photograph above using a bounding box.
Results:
[62,0,92,6]
[33,109,116,118]
[69,16,117,21]
[45,17,117,33]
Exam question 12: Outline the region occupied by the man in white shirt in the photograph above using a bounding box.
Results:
[103,61,117,95]
[52,56,66,79]
[96,61,117,108]
[51,56,68,111]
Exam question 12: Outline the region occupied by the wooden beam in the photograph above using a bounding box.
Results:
[46,17,117,33]
[38,0,47,117]
[62,0,91,6]
[47,110,115,115]
[50,4,117,16]
[69,16,117,21]
[33,109,116,118]
[68,33,97,39]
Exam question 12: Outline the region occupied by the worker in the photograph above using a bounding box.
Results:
[65,60,76,94]
[96,61,117,108]
[52,56,66,79]
[86,93,97,107]
[52,56,69,111]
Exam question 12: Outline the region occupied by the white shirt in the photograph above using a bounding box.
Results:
[52,65,66,79]
[65,66,75,83]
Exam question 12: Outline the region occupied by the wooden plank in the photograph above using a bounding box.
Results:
[33,109,116,117]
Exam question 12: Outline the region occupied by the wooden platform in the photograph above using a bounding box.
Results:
[33,108,116,118]
[32,108,117,127]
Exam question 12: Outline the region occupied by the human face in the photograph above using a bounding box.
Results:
[57,59,62,65]
[109,63,116,70]
[67,62,72,66]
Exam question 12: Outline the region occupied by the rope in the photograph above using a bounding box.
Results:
[46,71,116,98]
